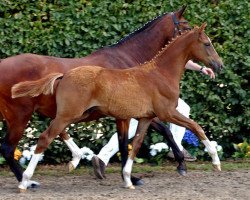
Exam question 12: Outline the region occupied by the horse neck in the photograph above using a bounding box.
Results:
[153,31,195,83]
[108,14,173,65]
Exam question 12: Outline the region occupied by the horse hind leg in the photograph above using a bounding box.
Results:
[19,116,73,191]
[123,118,152,189]
[0,107,41,188]
[60,131,83,172]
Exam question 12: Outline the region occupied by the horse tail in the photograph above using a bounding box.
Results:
[11,73,64,98]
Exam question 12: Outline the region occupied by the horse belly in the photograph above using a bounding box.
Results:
[98,87,153,119]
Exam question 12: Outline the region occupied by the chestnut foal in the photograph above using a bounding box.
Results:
[12,24,223,191]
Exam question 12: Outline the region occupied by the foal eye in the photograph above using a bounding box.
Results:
[204,43,210,46]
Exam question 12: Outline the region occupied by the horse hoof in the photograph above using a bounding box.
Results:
[212,164,221,171]
[27,180,40,188]
[19,188,27,193]
[68,162,75,172]
[133,179,144,186]
[178,169,187,176]
[131,176,144,186]
[125,185,135,189]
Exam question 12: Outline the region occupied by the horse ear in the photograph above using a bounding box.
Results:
[198,23,207,33]
[175,5,187,17]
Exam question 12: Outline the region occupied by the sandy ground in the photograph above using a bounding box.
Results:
[0,166,249,200]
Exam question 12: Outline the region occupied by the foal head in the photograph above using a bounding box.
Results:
[189,23,223,72]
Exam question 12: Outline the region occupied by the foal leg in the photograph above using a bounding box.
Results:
[116,119,144,186]
[123,118,152,189]
[158,110,221,171]
[150,118,186,176]
[18,117,70,191]
[59,131,83,172]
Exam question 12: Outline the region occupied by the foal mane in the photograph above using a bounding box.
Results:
[146,28,195,64]
[109,12,169,47]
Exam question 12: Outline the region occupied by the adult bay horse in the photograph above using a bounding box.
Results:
[12,24,223,191]
[0,7,189,186]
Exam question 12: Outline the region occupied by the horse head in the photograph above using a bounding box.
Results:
[171,5,191,38]
[190,23,223,73]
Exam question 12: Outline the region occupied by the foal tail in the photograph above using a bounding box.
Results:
[12,73,63,98]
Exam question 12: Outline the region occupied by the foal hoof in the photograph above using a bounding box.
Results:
[19,188,27,193]
[212,164,221,171]
[131,176,144,186]
[18,184,27,193]
[125,185,135,190]
[177,169,187,176]
[68,161,75,173]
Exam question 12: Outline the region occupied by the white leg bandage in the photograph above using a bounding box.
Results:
[202,139,220,165]
[123,158,134,188]
[64,138,83,168]
[19,153,42,190]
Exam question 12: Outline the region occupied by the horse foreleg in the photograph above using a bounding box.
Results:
[116,119,129,174]
[158,110,221,171]
[150,118,187,176]
[123,118,152,189]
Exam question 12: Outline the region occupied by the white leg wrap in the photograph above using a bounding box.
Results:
[64,138,82,157]
[64,138,83,168]
[202,140,220,165]
[19,153,42,190]
[123,158,134,188]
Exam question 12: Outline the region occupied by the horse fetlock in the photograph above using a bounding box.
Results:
[71,155,81,167]
[18,176,30,191]
[68,161,77,172]
[211,153,221,165]
[123,169,133,188]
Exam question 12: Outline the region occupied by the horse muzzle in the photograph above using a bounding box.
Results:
[209,60,223,73]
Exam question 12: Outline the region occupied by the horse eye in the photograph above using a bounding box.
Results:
[204,43,210,46]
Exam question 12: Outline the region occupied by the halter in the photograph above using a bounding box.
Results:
[171,12,191,38]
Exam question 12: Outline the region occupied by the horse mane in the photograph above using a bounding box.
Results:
[109,12,169,47]
[146,28,196,64]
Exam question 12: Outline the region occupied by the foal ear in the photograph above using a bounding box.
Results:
[198,23,207,33]
[175,5,187,17]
